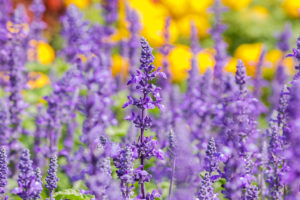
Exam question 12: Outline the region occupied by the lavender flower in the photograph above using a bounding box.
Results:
[126,6,141,73]
[159,17,173,80]
[29,0,46,40]
[204,138,220,174]
[101,0,119,68]
[13,149,40,200]
[60,4,90,62]
[0,147,8,195]
[244,185,259,200]
[32,168,43,200]
[0,101,10,146]
[113,145,135,199]
[45,155,58,199]
[284,80,300,199]
[210,0,228,88]
[123,37,165,198]
[265,114,285,200]
[168,129,176,200]
[277,23,292,52]
[288,36,300,80]
[85,157,112,199]
[196,173,219,200]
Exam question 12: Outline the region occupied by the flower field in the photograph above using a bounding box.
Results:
[0,0,300,199]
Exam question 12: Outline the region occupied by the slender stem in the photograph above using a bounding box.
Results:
[50,190,53,200]
[140,107,146,198]
[168,157,176,200]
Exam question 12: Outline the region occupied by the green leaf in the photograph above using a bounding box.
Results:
[54,189,94,200]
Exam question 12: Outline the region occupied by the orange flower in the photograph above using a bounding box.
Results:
[27,72,51,89]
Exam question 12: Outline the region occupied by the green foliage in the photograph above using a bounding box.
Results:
[53,189,95,200]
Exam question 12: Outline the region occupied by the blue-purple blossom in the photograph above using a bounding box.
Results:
[277,23,292,52]
[123,37,165,198]
[113,145,135,199]
[210,0,228,87]
[204,138,220,174]
[0,147,8,195]
[45,155,58,199]
[60,4,90,62]
[29,0,46,40]
[126,6,141,73]
[13,149,41,200]
[196,173,219,200]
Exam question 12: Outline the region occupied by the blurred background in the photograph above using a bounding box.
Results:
[10,0,300,85]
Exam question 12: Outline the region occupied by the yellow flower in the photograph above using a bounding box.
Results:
[189,0,213,14]
[168,45,192,82]
[128,0,178,47]
[282,0,300,18]
[27,72,50,89]
[249,6,269,20]
[64,0,90,9]
[160,0,189,18]
[234,43,263,76]
[266,49,282,68]
[283,57,295,75]
[264,49,295,76]
[224,57,238,74]
[197,50,215,74]
[37,42,55,65]
[111,54,129,81]
[111,0,130,42]
[38,97,47,105]
[176,14,210,38]
[222,0,252,10]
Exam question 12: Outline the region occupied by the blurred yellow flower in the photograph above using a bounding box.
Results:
[282,0,300,18]
[266,49,282,68]
[224,57,238,74]
[111,54,129,80]
[265,49,295,76]
[168,45,192,82]
[249,6,269,20]
[64,0,90,9]
[38,97,47,105]
[189,0,213,14]
[160,0,189,18]
[153,52,163,69]
[176,15,210,38]
[234,43,263,76]
[283,57,295,75]
[28,72,50,89]
[111,0,130,42]
[27,41,55,65]
[222,0,252,10]
[128,0,178,47]
[37,42,55,65]
[197,50,215,74]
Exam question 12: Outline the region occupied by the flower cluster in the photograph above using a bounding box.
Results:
[1,1,300,200]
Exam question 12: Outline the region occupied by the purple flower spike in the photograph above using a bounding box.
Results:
[235,59,247,96]
[113,145,135,199]
[13,149,38,200]
[204,138,220,174]
[45,155,58,200]
[0,147,8,195]
[196,173,219,200]
[32,168,43,200]
[122,37,165,198]
[277,23,292,52]
[29,0,46,40]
